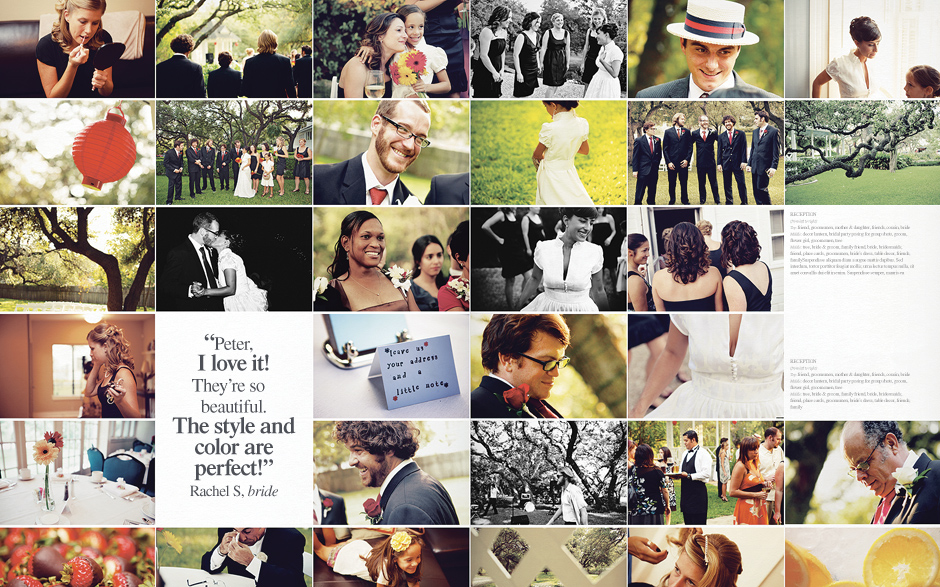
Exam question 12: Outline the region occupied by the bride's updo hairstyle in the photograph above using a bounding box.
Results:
[664,222,709,284]
[543,100,580,111]
[360,13,404,69]
[86,322,134,378]
[218,230,245,255]
[849,16,880,43]
[720,220,761,270]
[659,530,743,587]
[53,0,108,52]
[328,210,381,279]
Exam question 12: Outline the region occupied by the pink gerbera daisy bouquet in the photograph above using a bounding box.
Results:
[391,49,429,98]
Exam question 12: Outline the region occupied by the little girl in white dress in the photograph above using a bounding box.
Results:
[261,152,275,197]
[392,6,450,98]
[533,101,594,206]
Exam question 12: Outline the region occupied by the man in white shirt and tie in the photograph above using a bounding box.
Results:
[758,426,783,524]
[678,429,712,525]
[201,527,306,586]
[745,110,779,205]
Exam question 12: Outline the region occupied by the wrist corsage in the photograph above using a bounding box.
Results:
[383,265,412,293]
[446,276,469,302]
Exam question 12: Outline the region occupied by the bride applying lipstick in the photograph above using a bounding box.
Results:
[37,0,114,98]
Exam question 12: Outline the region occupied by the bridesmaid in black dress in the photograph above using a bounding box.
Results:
[337,13,406,98]
[249,145,261,192]
[406,0,467,98]
[650,222,723,311]
[626,233,654,312]
[274,136,288,196]
[721,220,772,311]
[513,12,541,98]
[540,13,570,98]
[579,8,606,94]
[481,207,532,310]
[473,7,510,98]
[591,206,618,285]
[294,137,311,195]
[83,323,140,418]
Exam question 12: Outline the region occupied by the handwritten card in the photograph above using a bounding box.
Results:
[368,335,460,409]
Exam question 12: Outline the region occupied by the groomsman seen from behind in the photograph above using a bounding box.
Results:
[208,51,242,98]
[294,45,313,98]
[157,34,206,98]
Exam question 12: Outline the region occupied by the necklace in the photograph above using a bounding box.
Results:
[347,272,381,297]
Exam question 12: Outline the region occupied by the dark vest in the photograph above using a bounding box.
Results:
[680,447,707,514]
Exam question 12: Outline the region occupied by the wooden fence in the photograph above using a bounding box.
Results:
[0,285,155,309]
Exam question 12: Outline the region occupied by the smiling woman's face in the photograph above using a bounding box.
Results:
[344,218,385,268]
[565,215,593,241]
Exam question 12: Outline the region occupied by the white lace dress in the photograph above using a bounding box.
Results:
[218,248,268,311]
[535,111,595,206]
[825,50,872,98]
[522,239,603,312]
[646,314,783,418]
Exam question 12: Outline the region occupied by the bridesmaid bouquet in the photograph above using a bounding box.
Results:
[390,49,429,98]
[446,276,469,302]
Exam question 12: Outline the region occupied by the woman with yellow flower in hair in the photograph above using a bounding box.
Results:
[313,529,424,587]
[83,322,140,418]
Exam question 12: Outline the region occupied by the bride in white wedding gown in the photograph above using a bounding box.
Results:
[199,230,268,311]
[233,148,255,199]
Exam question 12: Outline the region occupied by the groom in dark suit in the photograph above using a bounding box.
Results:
[201,528,305,587]
[693,114,720,204]
[632,121,662,205]
[746,110,779,205]
[217,143,231,191]
[717,115,748,205]
[163,139,184,204]
[663,112,693,205]
[842,421,940,524]
[230,140,242,191]
[315,99,428,206]
[471,314,570,418]
[158,211,224,311]
[200,139,217,193]
[186,139,203,198]
[333,421,459,525]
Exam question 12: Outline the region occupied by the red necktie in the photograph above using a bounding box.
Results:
[649,137,653,153]
[369,187,387,205]
[701,130,706,140]
[761,129,766,140]
[700,92,709,98]
[874,489,896,524]
[729,133,733,145]
[678,129,683,138]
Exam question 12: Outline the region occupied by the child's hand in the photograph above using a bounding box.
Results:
[412,79,426,92]
[356,45,375,64]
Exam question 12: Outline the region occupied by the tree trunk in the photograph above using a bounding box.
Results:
[635,0,680,94]
[565,315,627,416]
[889,148,898,173]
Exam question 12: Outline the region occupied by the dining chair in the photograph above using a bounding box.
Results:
[102,454,146,487]
[142,458,155,497]
[87,446,105,472]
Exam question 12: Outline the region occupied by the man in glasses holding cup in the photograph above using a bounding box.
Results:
[471,314,571,418]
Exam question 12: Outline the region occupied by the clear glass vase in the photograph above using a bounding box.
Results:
[41,464,55,512]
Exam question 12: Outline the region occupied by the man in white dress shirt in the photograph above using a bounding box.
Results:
[678,429,713,525]
[758,426,783,524]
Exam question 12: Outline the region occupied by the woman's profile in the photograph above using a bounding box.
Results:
[728,436,768,525]
[338,13,407,99]
[197,230,269,312]
[84,323,140,418]
[37,0,114,98]
[904,65,940,98]
[812,17,882,98]
[633,529,743,587]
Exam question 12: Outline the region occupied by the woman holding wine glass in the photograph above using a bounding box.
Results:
[337,13,408,98]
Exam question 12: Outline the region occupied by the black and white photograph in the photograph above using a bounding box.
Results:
[470,2,627,99]
[470,420,628,525]
[472,206,626,312]
[156,207,312,312]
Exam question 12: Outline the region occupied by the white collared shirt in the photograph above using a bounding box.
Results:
[682,445,713,482]
[379,458,415,501]
[188,234,213,294]
[210,534,266,581]
[688,74,735,99]
[361,152,400,206]
[313,484,322,523]
[758,443,783,498]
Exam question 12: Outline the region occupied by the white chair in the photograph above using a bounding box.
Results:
[330,76,338,99]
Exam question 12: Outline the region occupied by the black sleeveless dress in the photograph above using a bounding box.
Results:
[275,148,287,175]
[513,33,540,97]
[473,31,506,98]
[543,29,568,87]
[97,372,132,419]
[581,32,601,84]
[662,296,715,311]
[627,270,655,312]
[727,262,773,311]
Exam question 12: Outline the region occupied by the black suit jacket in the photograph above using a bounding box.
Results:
[879,453,940,524]
[692,128,718,170]
[217,150,231,174]
[635,71,779,99]
[380,461,459,525]
[293,55,313,98]
[470,375,564,419]
[748,125,779,175]
[314,154,415,205]
[425,172,469,205]
[663,127,693,168]
[158,239,224,311]
[632,135,662,176]
[157,55,206,98]
[242,53,297,98]
[317,489,348,525]
[186,147,202,173]
[163,149,183,178]
[208,65,242,98]
[717,129,748,168]
[200,146,216,168]
[200,528,305,587]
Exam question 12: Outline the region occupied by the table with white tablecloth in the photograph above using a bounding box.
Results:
[159,567,255,587]
[0,474,154,525]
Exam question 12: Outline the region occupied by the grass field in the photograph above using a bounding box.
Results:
[156,175,312,206]
[784,167,940,204]
[312,155,433,202]
[629,162,784,206]
[0,298,153,311]
[471,101,627,205]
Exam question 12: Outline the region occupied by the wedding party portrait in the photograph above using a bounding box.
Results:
[470,0,627,99]
[628,526,784,587]
[629,100,784,206]
[625,207,785,312]
[156,207,312,312]
[628,313,784,419]
[471,207,626,312]
[785,0,940,99]
[785,100,940,204]
[0,421,156,526]
[470,420,627,525]
[156,99,312,205]
[472,527,626,587]
[313,99,470,206]
[471,100,627,206]
[313,527,468,587]
[156,0,312,98]
[628,0,784,98]
[628,421,784,526]
[314,207,468,312]
[0,314,155,419]
[157,527,313,587]
[314,0,469,98]
[314,419,471,525]
[0,100,155,205]
[470,313,627,418]
[784,421,940,525]
[0,0,155,99]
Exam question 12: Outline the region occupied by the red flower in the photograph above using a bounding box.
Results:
[363,497,382,518]
[323,498,333,508]
[502,384,530,409]
[44,431,64,448]
[405,50,427,75]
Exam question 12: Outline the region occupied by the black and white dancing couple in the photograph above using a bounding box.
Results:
[160,211,268,311]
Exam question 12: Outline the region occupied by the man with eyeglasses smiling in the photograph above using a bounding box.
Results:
[314,99,430,206]
[471,314,571,418]
[841,421,940,524]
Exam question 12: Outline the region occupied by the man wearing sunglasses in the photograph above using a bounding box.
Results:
[842,421,940,524]
[471,314,571,418]
[314,99,429,206]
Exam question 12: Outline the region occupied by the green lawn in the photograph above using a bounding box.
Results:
[630,161,784,206]
[471,102,627,205]
[156,175,312,205]
[312,155,432,202]
[0,298,153,311]
[668,481,735,525]
[337,476,471,526]
[784,167,940,204]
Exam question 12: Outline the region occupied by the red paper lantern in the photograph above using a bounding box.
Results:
[72,104,137,191]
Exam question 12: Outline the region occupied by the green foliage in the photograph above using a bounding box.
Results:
[471,101,627,204]
[490,528,528,573]
[785,167,940,205]
[314,0,387,83]
[785,159,816,177]
[314,420,446,470]
[630,421,668,448]
[564,528,626,574]
[313,100,470,146]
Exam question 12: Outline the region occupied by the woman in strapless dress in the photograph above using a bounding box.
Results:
[651,222,722,312]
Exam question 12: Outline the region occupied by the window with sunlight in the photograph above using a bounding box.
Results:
[52,344,88,398]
